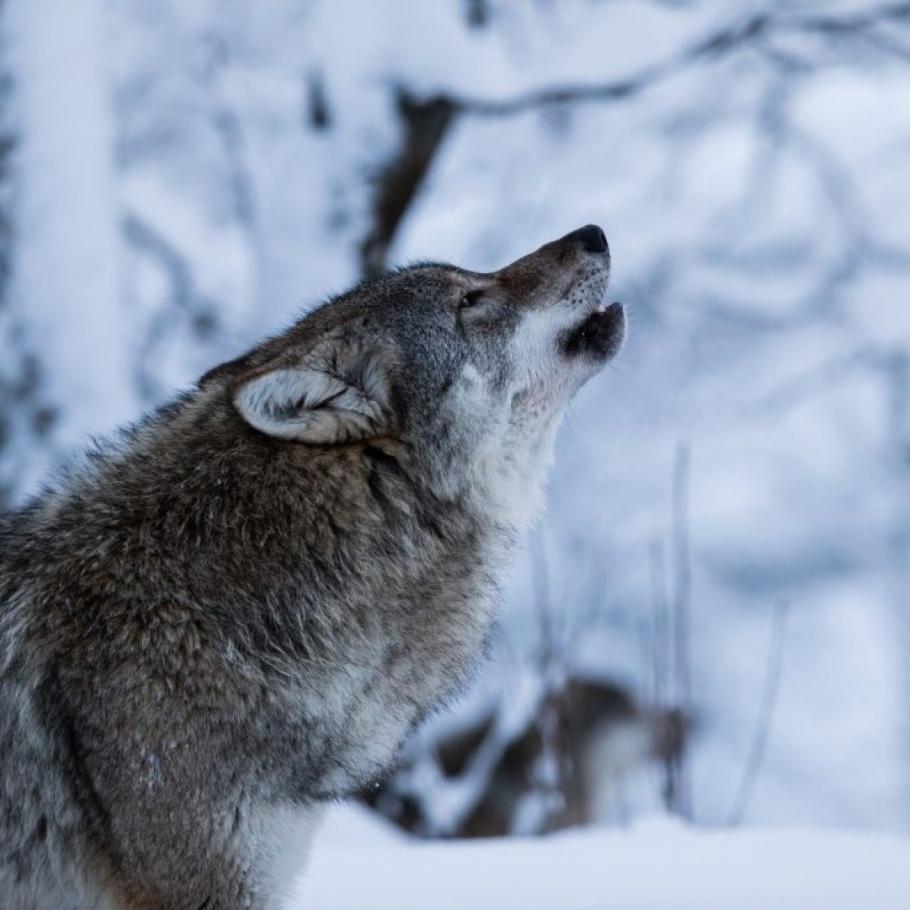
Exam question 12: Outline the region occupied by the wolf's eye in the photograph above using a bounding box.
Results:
[461,290,484,308]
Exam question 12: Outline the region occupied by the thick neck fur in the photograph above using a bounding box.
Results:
[9,392,512,779]
[20,393,502,661]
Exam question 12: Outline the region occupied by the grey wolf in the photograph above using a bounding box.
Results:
[0,225,623,908]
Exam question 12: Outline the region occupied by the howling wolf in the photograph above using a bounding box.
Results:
[0,225,623,908]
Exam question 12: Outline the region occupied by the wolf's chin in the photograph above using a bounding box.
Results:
[562,301,625,361]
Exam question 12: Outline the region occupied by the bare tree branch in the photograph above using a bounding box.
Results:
[360,91,456,277]
[439,3,910,117]
[360,2,910,277]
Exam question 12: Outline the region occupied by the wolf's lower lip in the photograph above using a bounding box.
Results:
[562,301,625,360]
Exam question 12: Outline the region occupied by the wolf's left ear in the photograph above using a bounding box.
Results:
[231,336,396,444]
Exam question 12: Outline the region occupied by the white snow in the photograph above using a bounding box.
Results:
[295,805,910,910]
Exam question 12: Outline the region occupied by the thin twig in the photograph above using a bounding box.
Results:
[529,529,570,832]
[670,442,693,818]
[672,443,692,709]
[649,540,669,711]
[727,600,790,826]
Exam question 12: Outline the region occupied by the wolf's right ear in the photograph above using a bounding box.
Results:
[231,336,396,444]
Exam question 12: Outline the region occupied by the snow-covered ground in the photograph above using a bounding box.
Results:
[295,804,910,910]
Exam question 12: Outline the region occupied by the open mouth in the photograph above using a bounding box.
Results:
[562,301,625,360]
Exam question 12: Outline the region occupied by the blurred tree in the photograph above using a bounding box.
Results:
[0,0,31,508]
[0,0,136,502]
[0,0,10,307]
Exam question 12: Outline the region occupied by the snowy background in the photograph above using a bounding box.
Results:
[2,0,910,904]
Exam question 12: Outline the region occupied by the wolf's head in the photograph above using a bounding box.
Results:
[202,226,624,529]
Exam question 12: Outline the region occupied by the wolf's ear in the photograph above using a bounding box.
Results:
[232,336,396,444]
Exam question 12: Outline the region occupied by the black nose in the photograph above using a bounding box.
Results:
[562,224,609,255]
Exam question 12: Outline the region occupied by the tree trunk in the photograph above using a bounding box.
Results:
[1,0,134,500]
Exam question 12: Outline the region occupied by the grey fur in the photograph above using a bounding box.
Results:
[0,227,623,909]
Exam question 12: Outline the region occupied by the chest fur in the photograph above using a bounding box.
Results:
[274,543,499,796]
